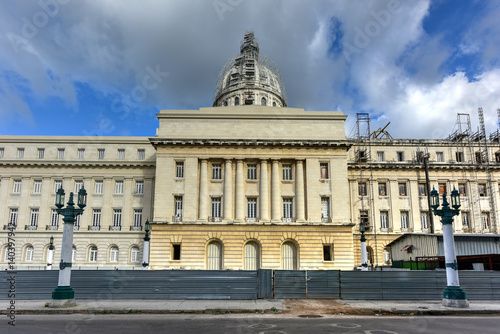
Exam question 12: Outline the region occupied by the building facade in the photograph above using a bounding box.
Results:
[1,32,499,270]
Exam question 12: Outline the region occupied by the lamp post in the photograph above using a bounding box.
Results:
[360,219,368,271]
[430,187,469,308]
[47,236,55,270]
[50,187,87,307]
[142,220,150,268]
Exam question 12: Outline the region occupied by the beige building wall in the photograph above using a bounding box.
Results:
[0,136,156,269]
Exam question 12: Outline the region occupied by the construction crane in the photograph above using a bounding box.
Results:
[371,122,393,139]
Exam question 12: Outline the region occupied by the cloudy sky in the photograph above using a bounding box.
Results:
[1,0,499,139]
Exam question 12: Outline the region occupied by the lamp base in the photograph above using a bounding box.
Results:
[442,286,469,308]
[52,285,75,300]
[49,298,76,308]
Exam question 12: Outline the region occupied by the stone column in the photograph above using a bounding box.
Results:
[271,159,281,222]
[223,159,233,221]
[295,159,305,222]
[235,160,244,222]
[198,159,208,221]
[259,159,269,221]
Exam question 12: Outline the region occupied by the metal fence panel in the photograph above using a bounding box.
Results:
[258,269,273,299]
[274,270,306,298]
[0,270,258,300]
[306,270,340,299]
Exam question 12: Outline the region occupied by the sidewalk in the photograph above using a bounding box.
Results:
[3,299,500,316]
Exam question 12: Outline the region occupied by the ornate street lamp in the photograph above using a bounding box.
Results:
[429,187,468,308]
[359,219,368,271]
[50,187,86,307]
[47,236,55,270]
[142,220,151,268]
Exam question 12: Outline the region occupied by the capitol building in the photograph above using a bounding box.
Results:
[1,32,498,270]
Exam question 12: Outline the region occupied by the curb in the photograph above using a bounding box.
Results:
[1,308,281,316]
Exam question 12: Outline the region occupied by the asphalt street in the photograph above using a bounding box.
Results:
[3,314,500,334]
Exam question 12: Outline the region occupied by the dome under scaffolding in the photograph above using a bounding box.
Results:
[213,31,287,107]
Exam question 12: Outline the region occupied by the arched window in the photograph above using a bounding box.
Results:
[261,98,267,106]
[366,246,374,265]
[383,248,391,265]
[207,240,222,270]
[273,102,277,107]
[25,245,34,262]
[130,246,140,263]
[109,246,119,262]
[244,241,260,270]
[235,97,240,106]
[3,245,10,262]
[89,246,98,262]
[282,241,297,270]
[72,246,77,262]
[224,101,228,106]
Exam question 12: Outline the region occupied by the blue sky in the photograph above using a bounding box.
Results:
[0,0,499,139]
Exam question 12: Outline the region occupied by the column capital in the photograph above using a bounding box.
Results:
[236,159,244,164]
[223,158,233,163]
[259,158,269,163]
[271,158,281,163]
[295,159,305,164]
[199,157,209,162]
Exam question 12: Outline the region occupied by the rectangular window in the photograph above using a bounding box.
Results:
[360,210,369,226]
[51,209,59,227]
[283,198,293,218]
[418,183,427,196]
[421,212,429,230]
[247,164,257,180]
[458,183,467,196]
[98,149,105,160]
[358,182,367,196]
[496,152,500,163]
[172,244,181,260]
[174,197,183,217]
[0,148,4,158]
[33,180,42,194]
[9,208,18,227]
[397,151,404,162]
[37,148,45,159]
[282,165,292,180]
[54,180,62,193]
[117,149,125,160]
[476,151,483,163]
[398,183,407,196]
[30,209,39,227]
[78,149,85,159]
[377,151,385,162]
[462,212,470,229]
[115,180,123,194]
[137,149,145,160]
[113,209,122,227]
[13,180,22,193]
[380,211,389,230]
[74,181,83,193]
[176,162,184,178]
[133,209,142,227]
[378,183,387,196]
[401,211,409,230]
[17,148,24,159]
[135,181,144,194]
[321,197,330,219]
[481,212,490,230]
[94,180,103,194]
[247,198,257,218]
[439,183,447,194]
[212,164,222,180]
[320,163,329,179]
[57,148,65,159]
[92,209,101,227]
[211,197,221,218]
[456,151,464,162]
[323,245,333,262]
[436,152,444,162]
[74,215,80,230]
[478,184,487,197]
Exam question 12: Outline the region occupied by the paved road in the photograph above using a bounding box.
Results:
[3,314,500,334]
